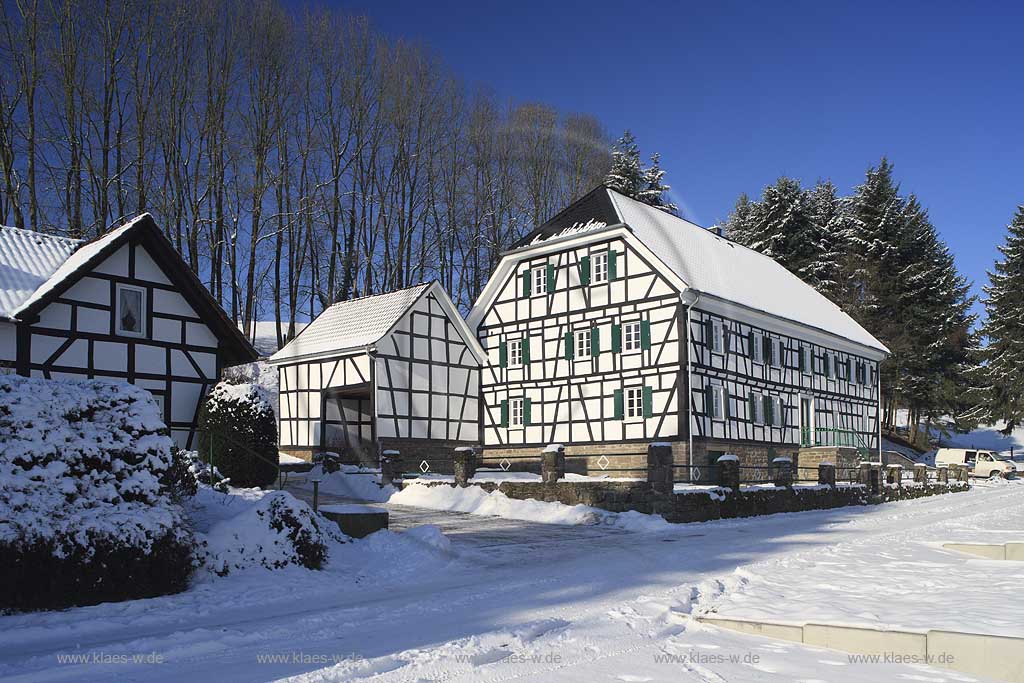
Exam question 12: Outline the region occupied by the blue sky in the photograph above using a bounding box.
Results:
[338,0,1022,318]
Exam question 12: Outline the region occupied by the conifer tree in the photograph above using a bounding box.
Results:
[970,206,1024,433]
[605,131,644,198]
[605,131,677,214]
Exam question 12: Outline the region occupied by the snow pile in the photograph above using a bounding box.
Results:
[297,464,396,503]
[391,483,673,532]
[0,376,194,609]
[0,375,188,554]
[190,487,345,576]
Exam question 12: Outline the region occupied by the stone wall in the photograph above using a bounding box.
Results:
[380,437,478,474]
[422,477,969,524]
[797,446,860,479]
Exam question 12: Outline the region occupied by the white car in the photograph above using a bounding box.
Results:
[934,448,1018,479]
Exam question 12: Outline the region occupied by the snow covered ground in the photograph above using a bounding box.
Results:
[2,478,1022,682]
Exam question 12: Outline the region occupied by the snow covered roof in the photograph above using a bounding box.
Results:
[0,225,79,318]
[7,218,141,319]
[0,215,257,363]
[270,281,486,365]
[271,283,431,363]
[508,186,888,354]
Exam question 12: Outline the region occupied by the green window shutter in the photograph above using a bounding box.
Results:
[564,331,574,360]
[523,398,532,425]
[723,328,730,353]
[799,346,806,372]
[748,393,757,422]
[640,320,652,350]
[748,331,755,356]
[705,385,715,416]
[591,326,601,356]
[779,340,785,366]
[763,395,773,426]
[824,354,831,377]
[705,320,714,349]
[580,256,591,285]
[723,388,731,419]
[522,338,530,363]
[608,250,618,280]
[546,263,556,293]
[762,336,771,362]
[642,386,653,418]
[614,389,624,420]
[499,342,508,368]
[500,400,509,428]
[522,271,531,298]
[611,324,622,353]
[846,359,851,380]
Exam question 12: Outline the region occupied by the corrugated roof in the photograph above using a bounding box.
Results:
[0,225,80,318]
[514,186,888,354]
[269,283,432,363]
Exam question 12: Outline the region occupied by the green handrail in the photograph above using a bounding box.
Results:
[801,427,872,460]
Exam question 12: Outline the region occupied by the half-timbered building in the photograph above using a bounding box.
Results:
[467,186,889,477]
[269,282,485,465]
[0,215,257,447]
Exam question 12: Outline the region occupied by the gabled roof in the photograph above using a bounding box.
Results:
[0,215,257,364]
[498,186,888,355]
[269,281,486,365]
[0,225,79,317]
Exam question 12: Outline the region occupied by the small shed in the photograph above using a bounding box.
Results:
[269,282,484,466]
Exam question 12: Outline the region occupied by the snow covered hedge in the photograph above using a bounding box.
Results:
[198,382,278,488]
[195,488,344,575]
[0,376,195,611]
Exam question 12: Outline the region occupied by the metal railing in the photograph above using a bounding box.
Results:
[800,427,872,460]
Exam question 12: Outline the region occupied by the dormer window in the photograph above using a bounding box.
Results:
[116,284,146,337]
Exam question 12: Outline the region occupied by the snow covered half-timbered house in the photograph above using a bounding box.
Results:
[0,215,257,447]
[269,282,485,466]
[467,185,889,477]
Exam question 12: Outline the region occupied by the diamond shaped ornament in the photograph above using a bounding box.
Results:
[500,458,512,471]
[692,467,701,481]
[419,460,430,473]
[597,455,610,470]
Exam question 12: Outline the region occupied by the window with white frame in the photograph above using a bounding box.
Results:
[116,284,146,337]
[592,251,609,284]
[750,391,764,424]
[711,384,725,420]
[770,339,782,368]
[148,392,166,421]
[624,321,642,351]
[801,346,812,374]
[712,321,724,354]
[575,328,592,359]
[625,386,644,419]
[752,332,764,363]
[510,398,524,427]
[509,339,523,367]
[531,267,547,296]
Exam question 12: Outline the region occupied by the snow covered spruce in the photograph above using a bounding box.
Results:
[197,381,278,488]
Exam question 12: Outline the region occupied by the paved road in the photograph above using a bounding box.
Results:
[282,479,632,561]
